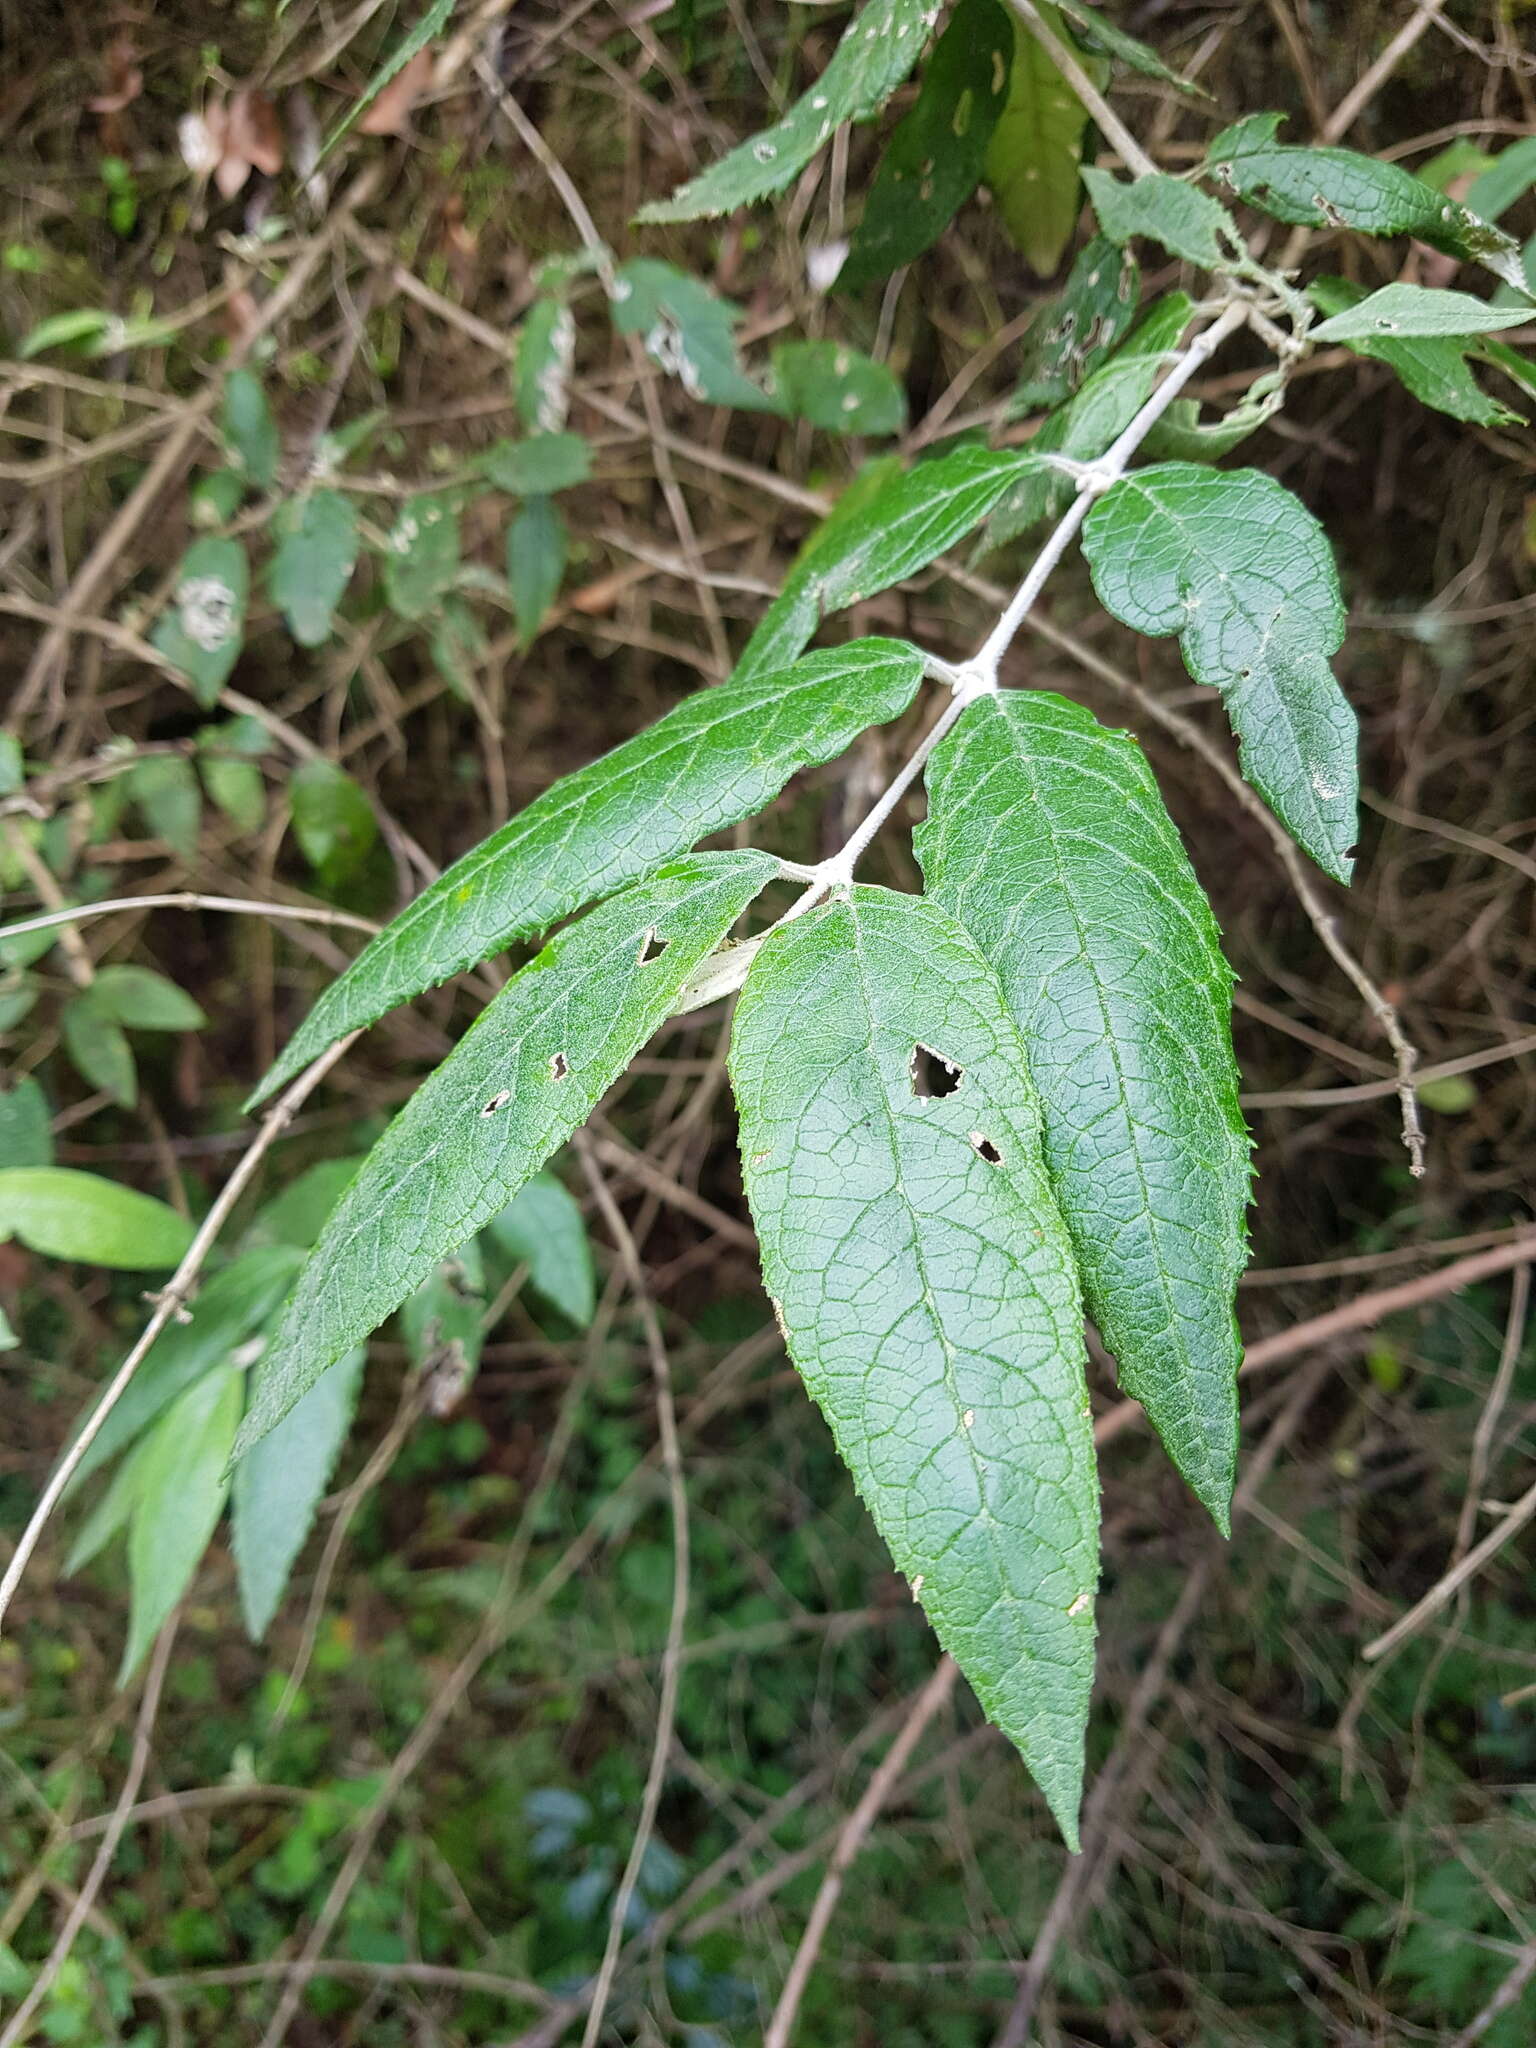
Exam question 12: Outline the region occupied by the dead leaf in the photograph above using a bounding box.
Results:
[87,34,143,115]
[359,46,436,136]
[226,86,284,176]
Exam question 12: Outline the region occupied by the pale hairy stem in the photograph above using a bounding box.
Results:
[0,893,380,945]
[0,1031,360,1633]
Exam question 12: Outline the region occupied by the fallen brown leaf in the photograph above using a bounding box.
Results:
[359,46,436,137]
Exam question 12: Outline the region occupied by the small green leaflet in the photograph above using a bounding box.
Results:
[198,717,270,832]
[983,292,1192,550]
[1307,281,1531,343]
[769,340,907,436]
[484,1171,595,1328]
[1081,463,1358,882]
[516,297,576,431]
[221,369,279,489]
[233,1346,366,1640]
[268,490,360,647]
[918,692,1250,1527]
[611,260,773,412]
[190,467,246,526]
[128,754,202,858]
[289,758,378,888]
[66,1244,305,1491]
[985,3,1095,275]
[508,496,567,648]
[151,537,248,707]
[0,1168,195,1267]
[0,1078,52,1167]
[730,887,1097,1843]
[62,998,137,1108]
[250,639,926,1106]
[738,448,1048,681]
[636,0,935,223]
[383,493,460,621]
[238,854,777,1451]
[839,0,1012,290]
[120,1365,243,1681]
[1011,235,1140,411]
[1205,113,1530,295]
[90,964,206,1032]
[1083,167,1243,271]
[1308,277,1522,427]
[481,433,591,496]
[0,733,22,795]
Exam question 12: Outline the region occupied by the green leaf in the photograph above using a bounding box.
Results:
[250,640,926,1107]
[839,0,1013,290]
[151,537,249,707]
[1083,166,1242,270]
[1308,277,1521,427]
[198,754,266,832]
[382,493,460,621]
[324,0,454,152]
[0,1305,13,1351]
[610,260,773,411]
[189,466,247,527]
[918,692,1250,1526]
[1053,0,1205,92]
[221,369,279,489]
[243,1158,363,1252]
[1309,281,1530,344]
[288,759,377,886]
[1206,113,1530,294]
[738,450,1049,682]
[768,339,907,435]
[0,1078,52,1167]
[0,733,25,796]
[233,1345,365,1640]
[1010,234,1141,411]
[18,307,113,358]
[127,754,203,859]
[120,1364,242,1681]
[238,853,777,1450]
[268,490,360,647]
[985,4,1095,276]
[1081,463,1358,882]
[730,887,1097,1842]
[66,1245,305,1492]
[0,1168,194,1267]
[0,917,59,971]
[400,1250,485,1379]
[89,964,207,1032]
[1466,137,1536,226]
[636,0,934,223]
[516,296,577,432]
[63,996,137,1108]
[507,496,568,648]
[68,1427,158,1575]
[0,974,37,1032]
[484,1170,595,1328]
[481,432,591,496]
[983,291,1192,549]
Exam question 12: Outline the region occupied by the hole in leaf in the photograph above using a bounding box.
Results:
[480,1090,511,1117]
[910,1044,963,1098]
[969,1131,1003,1165]
[638,926,669,965]
[549,1052,569,1081]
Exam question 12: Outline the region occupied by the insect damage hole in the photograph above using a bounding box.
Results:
[637,926,669,965]
[910,1043,964,1098]
[969,1131,1003,1165]
[548,1052,569,1081]
[480,1090,512,1117]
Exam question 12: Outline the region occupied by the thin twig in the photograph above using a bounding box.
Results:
[1006,0,1158,179]
[0,1613,178,2048]
[762,1656,960,2048]
[0,893,379,946]
[574,1139,690,2048]
[1362,1472,1536,1663]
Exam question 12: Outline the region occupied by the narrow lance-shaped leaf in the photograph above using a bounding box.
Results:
[1053,0,1206,92]
[636,0,936,223]
[0,1168,195,1268]
[1206,113,1530,294]
[484,1170,595,1328]
[918,692,1251,1527]
[250,640,926,1107]
[985,3,1096,276]
[233,1345,366,1641]
[730,888,1098,1843]
[1307,281,1531,344]
[738,450,1049,683]
[839,0,1013,290]
[1081,463,1359,883]
[238,853,777,1452]
[120,1364,243,1682]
